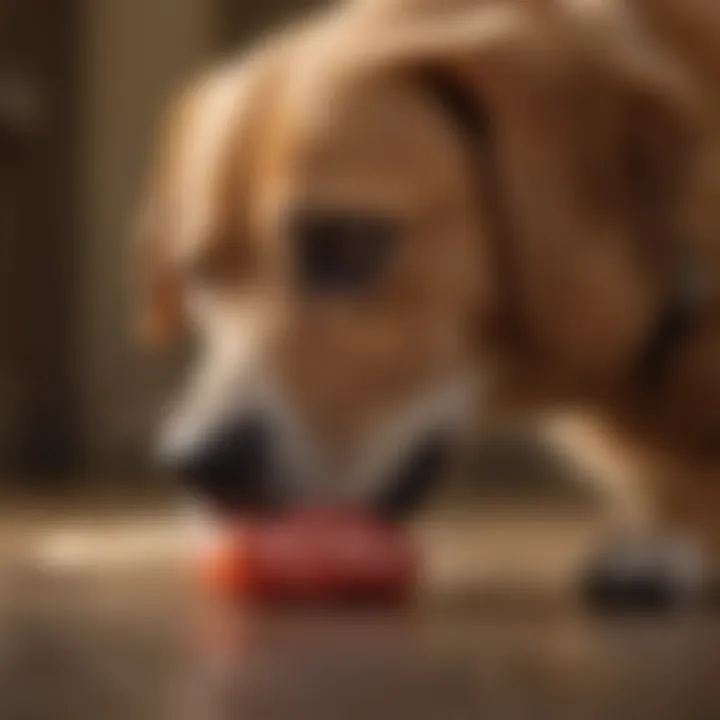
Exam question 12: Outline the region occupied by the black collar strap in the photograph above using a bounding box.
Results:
[635,258,711,389]
[415,68,710,390]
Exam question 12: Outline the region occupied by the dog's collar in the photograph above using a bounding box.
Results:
[415,69,711,391]
[635,258,711,390]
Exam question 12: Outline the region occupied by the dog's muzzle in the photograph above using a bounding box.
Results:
[159,414,452,518]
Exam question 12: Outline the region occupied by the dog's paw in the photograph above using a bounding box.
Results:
[580,536,709,613]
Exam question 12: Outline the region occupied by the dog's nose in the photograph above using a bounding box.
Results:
[160,417,275,512]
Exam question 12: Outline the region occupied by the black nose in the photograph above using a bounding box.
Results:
[161,418,275,513]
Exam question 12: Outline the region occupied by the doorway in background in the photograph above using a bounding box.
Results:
[0,0,79,477]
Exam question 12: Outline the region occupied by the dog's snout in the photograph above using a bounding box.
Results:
[160,417,275,512]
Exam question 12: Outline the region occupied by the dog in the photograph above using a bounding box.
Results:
[135,0,720,603]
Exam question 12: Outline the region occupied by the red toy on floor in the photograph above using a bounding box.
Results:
[197,508,420,607]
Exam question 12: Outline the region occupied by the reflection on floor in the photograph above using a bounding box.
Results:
[1,501,719,720]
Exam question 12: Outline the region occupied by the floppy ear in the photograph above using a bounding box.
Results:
[366,3,701,378]
[133,59,277,348]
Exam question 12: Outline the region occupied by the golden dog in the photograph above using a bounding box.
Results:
[136,0,720,602]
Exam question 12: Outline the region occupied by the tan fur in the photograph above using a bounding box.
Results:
[138,0,720,550]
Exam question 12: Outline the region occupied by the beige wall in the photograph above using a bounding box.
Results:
[79,0,216,468]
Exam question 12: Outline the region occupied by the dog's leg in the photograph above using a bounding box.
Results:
[651,465,720,575]
[542,415,712,610]
[588,463,720,610]
[541,413,653,532]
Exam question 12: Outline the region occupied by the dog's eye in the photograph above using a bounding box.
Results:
[290,211,398,294]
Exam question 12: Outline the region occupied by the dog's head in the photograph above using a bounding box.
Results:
[135,2,700,513]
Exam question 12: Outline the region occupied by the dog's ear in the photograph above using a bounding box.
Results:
[367,3,701,378]
[133,61,277,348]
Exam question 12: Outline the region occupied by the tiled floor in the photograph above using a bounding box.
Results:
[1,502,719,719]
